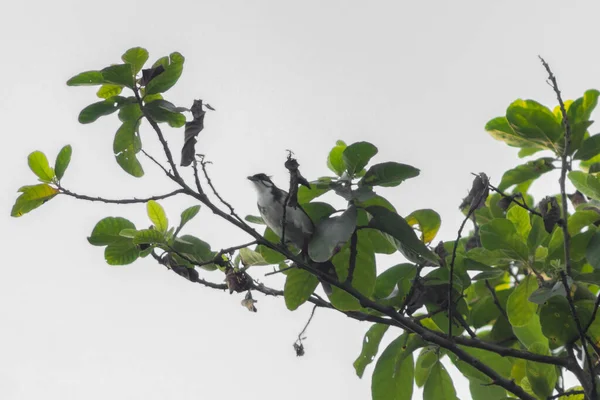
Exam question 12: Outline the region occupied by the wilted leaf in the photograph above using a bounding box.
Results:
[181,99,205,167]
[11,184,59,217]
[406,209,441,244]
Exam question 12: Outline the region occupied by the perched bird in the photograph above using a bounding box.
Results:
[247,173,314,250]
[248,173,337,294]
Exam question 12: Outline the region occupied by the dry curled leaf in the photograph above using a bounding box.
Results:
[539,196,561,233]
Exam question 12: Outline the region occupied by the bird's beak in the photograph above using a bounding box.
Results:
[247,176,257,182]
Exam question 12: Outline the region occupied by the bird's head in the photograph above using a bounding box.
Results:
[247,173,278,196]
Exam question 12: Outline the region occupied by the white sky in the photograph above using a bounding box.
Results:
[2,1,599,399]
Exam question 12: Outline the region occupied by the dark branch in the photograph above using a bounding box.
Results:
[485,280,509,321]
[58,186,185,204]
[540,55,596,400]
[488,183,543,218]
[198,156,245,224]
[345,230,358,284]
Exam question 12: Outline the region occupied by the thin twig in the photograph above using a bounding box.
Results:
[485,280,509,321]
[198,156,244,224]
[58,186,185,204]
[488,184,543,218]
[191,161,205,195]
[265,265,295,277]
[546,390,585,400]
[345,230,358,285]
[296,304,318,342]
[585,289,600,334]
[134,87,183,183]
[141,149,172,178]
[540,55,596,400]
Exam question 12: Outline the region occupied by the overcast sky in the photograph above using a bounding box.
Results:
[2,1,600,399]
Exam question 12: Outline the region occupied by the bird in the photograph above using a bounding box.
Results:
[247,173,314,251]
[248,173,337,294]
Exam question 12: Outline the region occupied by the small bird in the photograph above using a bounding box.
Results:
[247,173,314,250]
[248,173,337,294]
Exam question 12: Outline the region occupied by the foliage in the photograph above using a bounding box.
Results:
[11,47,600,400]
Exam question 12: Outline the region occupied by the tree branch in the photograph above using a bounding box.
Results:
[58,186,185,204]
[345,230,358,284]
[485,280,509,321]
[540,56,596,400]
[488,183,543,218]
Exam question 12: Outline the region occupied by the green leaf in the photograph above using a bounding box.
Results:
[104,239,139,265]
[423,362,458,400]
[88,217,136,246]
[147,200,168,232]
[342,141,378,176]
[506,275,539,327]
[518,147,544,158]
[297,177,335,204]
[485,116,545,149]
[11,184,58,217]
[239,248,268,266]
[374,263,416,299]
[66,70,105,86]
[284,268,319,310]
[371,334,415,400]
[497,157,554,191]
[78,96,128,124]
[451,346,512,383]
[568,89,599,154]
[405,209,441,244]
[586,230,600,270]
[506,99,564,153]
[179,205,200,231]
[539,296,577,346]
[256,227,287,264]
[471,269,505,281]
[54,145,72,181]
[367,206,438,265]
[308,206,357,262]
[328,230,377,310]
[327,140,347,176]
[360,162,420,187]
[574,133,600,161]
[528,281,566,305]
[28,151,55,182]
[568,171,600,201]
[145,52,185,94]
[507,205,532,240]
[144,99,186,128]
[171,235,216,270]
[354,324,389,378]
[132,228,166,245]
[469,378,507,400]
[526,342,557,399]
[96,84,123,99]
[118,102,142,122]
[121,47,149,75]
[479,218,528,262]
[113,120,143,177]
[244,215,265,225]
[101,64,135,88]
[513,313,548,349]
[414,347,438,387]
[528,214,549,251]
[568,209,600,235]
[302,202,337,225]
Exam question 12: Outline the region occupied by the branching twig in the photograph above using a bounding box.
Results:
[541,56,596,400]
[294,304,318,356]
[198,156,244,224]
[485,280,509,321]
[58,186,185,204]
[141,149,173,178]
[488,183,543,218]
